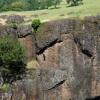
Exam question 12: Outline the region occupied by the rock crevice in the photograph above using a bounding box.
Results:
[0,16,100,100]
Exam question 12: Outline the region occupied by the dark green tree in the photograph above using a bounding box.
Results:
[26,0,39,10]
[31,19,41,51]
[52,0,62,8]
[0,0,5,9]
[31,19,41,33]
[0,0,62,11]
[66,0,83,6]
[0,34,26,84]
[46,0,53,8]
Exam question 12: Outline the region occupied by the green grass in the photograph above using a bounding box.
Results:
[26,60,39,69]
[0,0,100,24]
[0,84,10,92]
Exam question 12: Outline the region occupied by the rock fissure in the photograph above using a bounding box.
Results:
[36,39,62,55]
[74,37,93,58]
[86,96,100,100]
[47,80,66,91]
[0,16,100,100]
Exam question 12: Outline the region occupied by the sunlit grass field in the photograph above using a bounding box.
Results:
[0,0,100,24]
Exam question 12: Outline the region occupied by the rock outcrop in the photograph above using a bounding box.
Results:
[6,15,24,24]
[0,16,100,100]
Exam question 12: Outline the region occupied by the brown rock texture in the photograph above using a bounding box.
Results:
[1,16,100,100]
[18,35,36,61]
[37,42,62,69]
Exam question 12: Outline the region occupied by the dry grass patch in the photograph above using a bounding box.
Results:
[27,60,39,69]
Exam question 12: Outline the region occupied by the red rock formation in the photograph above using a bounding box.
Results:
[37,42,62,69]
[18,35,36,61]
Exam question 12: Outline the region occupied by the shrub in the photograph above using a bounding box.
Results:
[0,34,26,84]
[6,15,24,30]
[31,19,41,32]
[0,83,10,92]
[10,22,18,30]
[9,1,30,11]
[66,0,83,6]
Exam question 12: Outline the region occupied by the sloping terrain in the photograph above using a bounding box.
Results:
[0,0,100,24]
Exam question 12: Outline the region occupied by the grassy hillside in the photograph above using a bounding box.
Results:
[0,0,100,24]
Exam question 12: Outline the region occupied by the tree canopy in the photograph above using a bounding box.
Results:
[66,0,83,6]
[0,0,62,11]
[0,34,26,84]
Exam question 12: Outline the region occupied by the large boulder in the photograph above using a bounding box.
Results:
[36,19,81,54]
[17,25,33,38]
[6,15,24,24]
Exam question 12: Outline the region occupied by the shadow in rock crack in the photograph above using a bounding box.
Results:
[47,80,66,91]
[86,96,100,100]
[82,49,93,58]
[74,38,93,58]
[36,39,58,55]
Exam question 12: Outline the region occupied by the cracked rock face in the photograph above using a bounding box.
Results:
[0,16,100,100]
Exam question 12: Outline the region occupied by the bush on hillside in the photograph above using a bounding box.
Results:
[0,0,62,11]
[9,1,30,11]
[0,34,26,84]
[31,19,41,32]
[66,0,83,6]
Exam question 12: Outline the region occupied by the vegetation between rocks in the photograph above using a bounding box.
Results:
[0,34,26,84]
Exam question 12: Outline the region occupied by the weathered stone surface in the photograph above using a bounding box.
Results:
[1,16,100,100]
[36,19,81,54]
[37,33,93,100]
[18,25,33,38]
[37,42,62,69]
[18,35,36,61]
[36,16,100,100]
[0,69,67,100]
[6,15,24,24]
